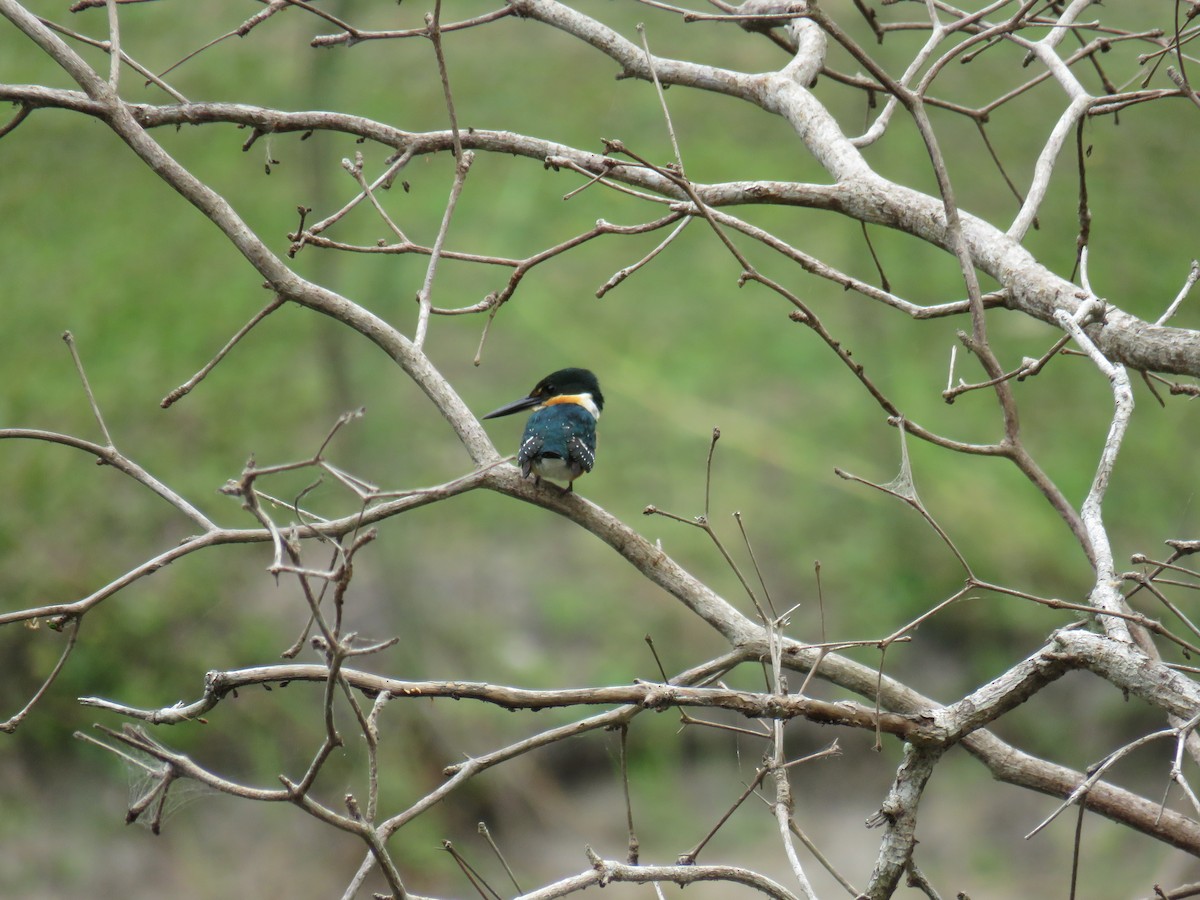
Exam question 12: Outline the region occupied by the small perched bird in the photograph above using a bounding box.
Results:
[483,367,604,492]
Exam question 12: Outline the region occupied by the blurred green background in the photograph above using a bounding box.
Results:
[2,2,1199,897]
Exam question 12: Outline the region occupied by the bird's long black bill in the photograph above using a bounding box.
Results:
[482,395,541,419]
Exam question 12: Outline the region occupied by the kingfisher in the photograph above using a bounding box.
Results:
[483,367,603,492]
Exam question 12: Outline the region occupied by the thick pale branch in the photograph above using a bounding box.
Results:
[2,86,1194,378]
[1055,300,1136,642]
[770,630,1200,854]
[1056,630,1200,718]
[515,856,801,900]
[864,743,943,900]
[81,663,929,739]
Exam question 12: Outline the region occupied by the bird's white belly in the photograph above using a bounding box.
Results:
[531,456,577,482]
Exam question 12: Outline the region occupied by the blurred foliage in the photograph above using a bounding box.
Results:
[2,1,1200,896]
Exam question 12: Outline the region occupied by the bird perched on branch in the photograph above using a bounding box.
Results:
[483,367,603,492]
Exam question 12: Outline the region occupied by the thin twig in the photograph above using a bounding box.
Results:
[414,149,474,349]
[161,296,286,408]
[62,331,113,448]
[0,616,82,733]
